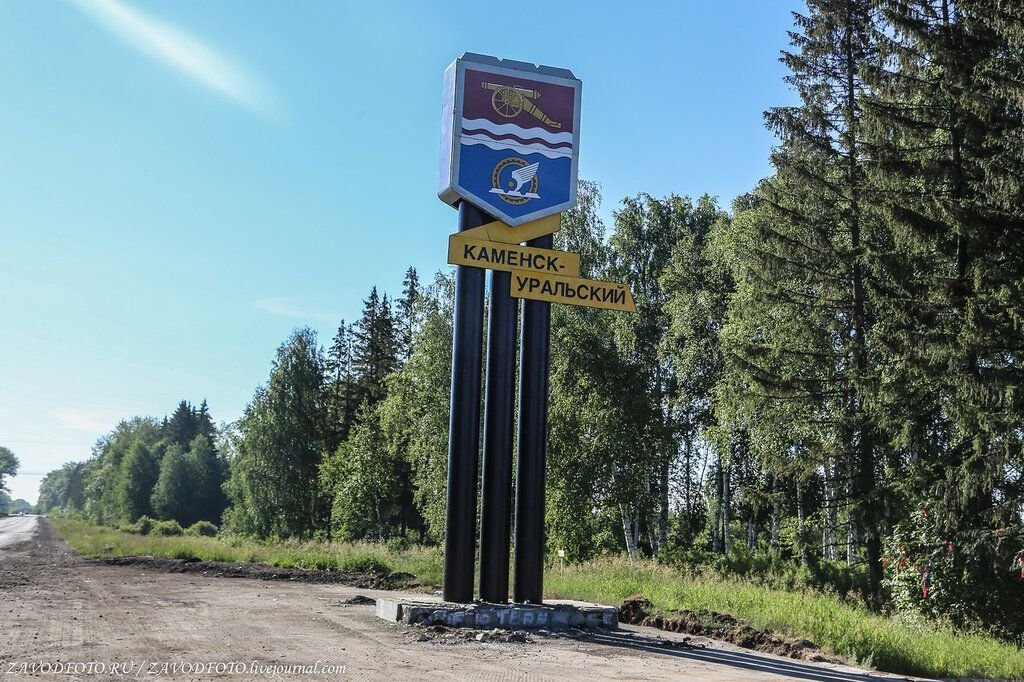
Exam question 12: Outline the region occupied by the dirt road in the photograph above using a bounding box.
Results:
[0,519,908,681]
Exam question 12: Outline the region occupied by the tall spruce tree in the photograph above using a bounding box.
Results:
[398,267,420,362]
[165,400,199,450]
[187,434,228,524]
[352,287,399,406]
[716,0,886,604]
[196,399,217,445]
[326,319,359,447]
[864,0,1024,633]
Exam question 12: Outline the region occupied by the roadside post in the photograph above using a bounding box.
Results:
[438,52,633,605]
[442,200,488,604]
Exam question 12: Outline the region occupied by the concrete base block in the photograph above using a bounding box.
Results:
[376,599,617,630]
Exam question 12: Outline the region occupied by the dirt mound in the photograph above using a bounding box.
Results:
[91,555,417,589]
[618,595,831,663]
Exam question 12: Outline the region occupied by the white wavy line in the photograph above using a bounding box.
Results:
[461,117,573,145]
[461,137,572,159]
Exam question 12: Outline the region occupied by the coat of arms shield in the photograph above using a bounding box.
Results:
[439,53,582,227]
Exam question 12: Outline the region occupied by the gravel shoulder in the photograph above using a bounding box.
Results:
[0,518,912,681]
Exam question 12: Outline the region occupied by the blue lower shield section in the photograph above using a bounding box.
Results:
[457,143,572,223]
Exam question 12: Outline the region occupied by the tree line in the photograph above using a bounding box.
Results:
[38,0,1023,642]
[38,400,227,530]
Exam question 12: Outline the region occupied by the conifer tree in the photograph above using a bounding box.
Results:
[165,400,199,450]
[716,0,886,604]
[398,267,420,361]
[326,320,358,447]
[376,272,454,541]
[187,434,228,524]
[196,399,217,445]
[352,287,399,406]
[864,0,1024,631]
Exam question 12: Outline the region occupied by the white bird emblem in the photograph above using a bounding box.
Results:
[510,162,540,195]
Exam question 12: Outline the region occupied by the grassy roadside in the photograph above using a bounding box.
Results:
[51,518,444,587]
[53,518,1024,679]
[545,559,1024,679]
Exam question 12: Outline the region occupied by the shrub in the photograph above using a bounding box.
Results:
[151,519,184,536]
[121,515,155,535]
[384,535,409,553]
[185,521,218,537]
[339,555,391,574]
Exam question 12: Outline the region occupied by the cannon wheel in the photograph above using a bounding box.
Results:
[491,87,524,118]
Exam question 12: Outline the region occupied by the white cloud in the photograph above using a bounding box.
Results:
[70,0,277,116]
[55,410,117,433]
[253,297,338,323]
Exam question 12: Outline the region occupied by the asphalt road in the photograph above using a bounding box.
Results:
[0,514,38,548]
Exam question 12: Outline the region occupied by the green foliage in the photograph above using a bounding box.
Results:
[54,517,440,583]
[223,328,329,539]
[37,462,85,514]
[5,498,33,514]
[185,434,228,525]
[884,507,1024,643]
[117,440,159,523]
[544,557,1024,679]
[325,320,359,448]
[121,515,155,535]
[862,0,1024,635]
[35,2,1024,651]
[82,417,163,525]
[151,444,190,523]
[151,519,183,536]
[0,445,19,493]
[376,272,454,542]
[352,287,399,406]
[165,400,200,450]
[397,266,420,361]
[320,403,400,541]
[184,521,218,537]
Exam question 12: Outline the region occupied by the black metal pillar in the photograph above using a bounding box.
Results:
[479,269,518,603]
[443,201,488,603]
[513,233,553,604]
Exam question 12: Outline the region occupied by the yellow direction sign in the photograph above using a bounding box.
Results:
[458,213,560,245]
[449,236,580,277]
[509,270,637,313]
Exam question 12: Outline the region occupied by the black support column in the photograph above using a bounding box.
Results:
[443,201,488,603]
[479,268,519,603]
[513,233,553,604]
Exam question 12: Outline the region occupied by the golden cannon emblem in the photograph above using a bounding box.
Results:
[481,82,562,129]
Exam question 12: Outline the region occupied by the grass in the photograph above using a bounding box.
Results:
[53,518,1024,679]
[546,558,1024,679]
[51,518,443,586]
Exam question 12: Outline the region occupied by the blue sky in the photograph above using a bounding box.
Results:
[0,0,800,503]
